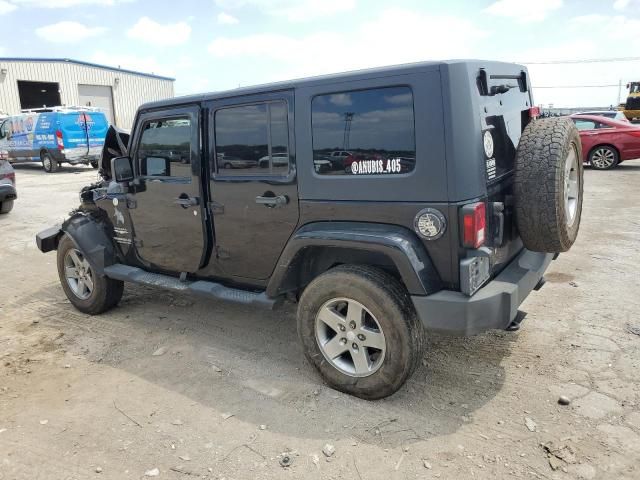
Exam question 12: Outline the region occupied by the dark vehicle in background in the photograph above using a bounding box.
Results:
[0,150,16,214]
[570,114,640,169]
[37,60,583,399]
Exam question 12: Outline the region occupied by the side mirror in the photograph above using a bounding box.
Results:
[111,156,134,183]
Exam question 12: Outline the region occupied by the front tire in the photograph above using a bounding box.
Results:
[297,265,423,400]
[56,235,124,314]
[0,199,14,214]
[41,152,59,173]
[589,146,619,170]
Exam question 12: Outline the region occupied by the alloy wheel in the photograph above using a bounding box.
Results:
[591,147,615,169]
[564,144,579,227]
[315,297,386,377]
[63,248,94,300]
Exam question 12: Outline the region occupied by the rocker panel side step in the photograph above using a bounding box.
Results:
[103,264,277,309]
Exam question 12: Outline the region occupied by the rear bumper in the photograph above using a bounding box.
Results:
[59,146,102,163]
[412,249,554,335]
[0,184,17,202]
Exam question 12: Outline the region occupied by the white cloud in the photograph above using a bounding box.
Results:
[10,0,131,7]
[35,21,107,43]
[484,0,562,22]
[208,8,488,80]
[217,12,239,24]
[214,0,356,22]
[612,0,640,10]
[127,16,191,46]
[0,0,17,14]
[570,14,640,46]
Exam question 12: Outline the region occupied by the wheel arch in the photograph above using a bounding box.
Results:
[266,222,443,298]
[52,213,120,276]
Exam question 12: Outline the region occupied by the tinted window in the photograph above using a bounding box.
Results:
[312,86,415,176]
[138,118,192,178]
[214,101,289,176]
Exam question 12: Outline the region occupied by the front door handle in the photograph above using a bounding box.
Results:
[174,195,199,208]
[255,194,288,207]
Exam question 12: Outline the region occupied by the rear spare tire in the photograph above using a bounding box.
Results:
[514,118,583,253]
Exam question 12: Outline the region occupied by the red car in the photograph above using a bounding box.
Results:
[570,114,640,170]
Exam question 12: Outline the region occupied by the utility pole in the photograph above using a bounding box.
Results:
[343,112,354,150]
[618,79,623,106]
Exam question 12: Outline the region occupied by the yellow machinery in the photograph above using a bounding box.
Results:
[620,82,640,121]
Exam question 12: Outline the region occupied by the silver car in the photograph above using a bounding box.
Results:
[0,150,16,214]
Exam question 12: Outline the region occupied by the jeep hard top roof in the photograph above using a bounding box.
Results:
[141,59,526,111]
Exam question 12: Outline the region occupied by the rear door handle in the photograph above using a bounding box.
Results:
[174,195,199,208]
[255,194,288,207]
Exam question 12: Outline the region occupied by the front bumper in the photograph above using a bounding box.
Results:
[412,249,554,335]
[0,184,17,202]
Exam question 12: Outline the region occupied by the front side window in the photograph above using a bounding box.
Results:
[312,86,416,176]
[214,101,289,176]
[138,117,192,178]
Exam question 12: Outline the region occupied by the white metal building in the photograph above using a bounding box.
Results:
[0,58,175,129]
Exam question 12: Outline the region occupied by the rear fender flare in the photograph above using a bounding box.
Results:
[266,222,443,297]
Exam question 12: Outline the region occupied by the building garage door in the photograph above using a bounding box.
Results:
[78,84,115,126]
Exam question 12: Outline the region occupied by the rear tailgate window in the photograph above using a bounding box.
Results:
[60,112,108,148]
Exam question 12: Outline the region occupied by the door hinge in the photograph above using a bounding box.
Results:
[209,201,224,214]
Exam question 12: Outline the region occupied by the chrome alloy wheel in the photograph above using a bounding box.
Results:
[591,147,615,169]
[63,248,94,300]
[564,145,579,227]
[315,297,386,377]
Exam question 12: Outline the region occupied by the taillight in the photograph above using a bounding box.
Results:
[462,202,486,248]
[529,106,540,119]
[0,172,15,184]
[55,130,64,150]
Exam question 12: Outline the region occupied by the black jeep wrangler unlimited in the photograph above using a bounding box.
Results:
[37,60,583,399]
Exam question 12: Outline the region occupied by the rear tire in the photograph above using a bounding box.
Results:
[41,152,58,173]
[0,199,14,214]
[297,265,423,400]
[56,234,124,314]
[514,118,583,253]
[589,146,619,170]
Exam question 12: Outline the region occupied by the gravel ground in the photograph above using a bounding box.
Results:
[1,161,639,480]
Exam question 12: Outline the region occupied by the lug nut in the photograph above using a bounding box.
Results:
[339,324,346,332]
[357,334,366,341]
[340,338,347,345]
[349,321,356,329]
[352,343,358,350]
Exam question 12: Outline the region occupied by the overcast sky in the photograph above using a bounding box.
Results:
[1,0,638,107]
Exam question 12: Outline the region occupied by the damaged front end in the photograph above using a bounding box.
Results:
[36,125,133,259]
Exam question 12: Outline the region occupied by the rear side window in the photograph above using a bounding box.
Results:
[214,101,289,176]
[573,119,597,131]
[312,86,416,176]
[138,117,192,178]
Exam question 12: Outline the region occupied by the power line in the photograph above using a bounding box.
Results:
[521,56,640,65]
[533,84,620,89]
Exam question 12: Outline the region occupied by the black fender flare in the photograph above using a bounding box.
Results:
[35,212,119,276]
[266,222,443,297]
